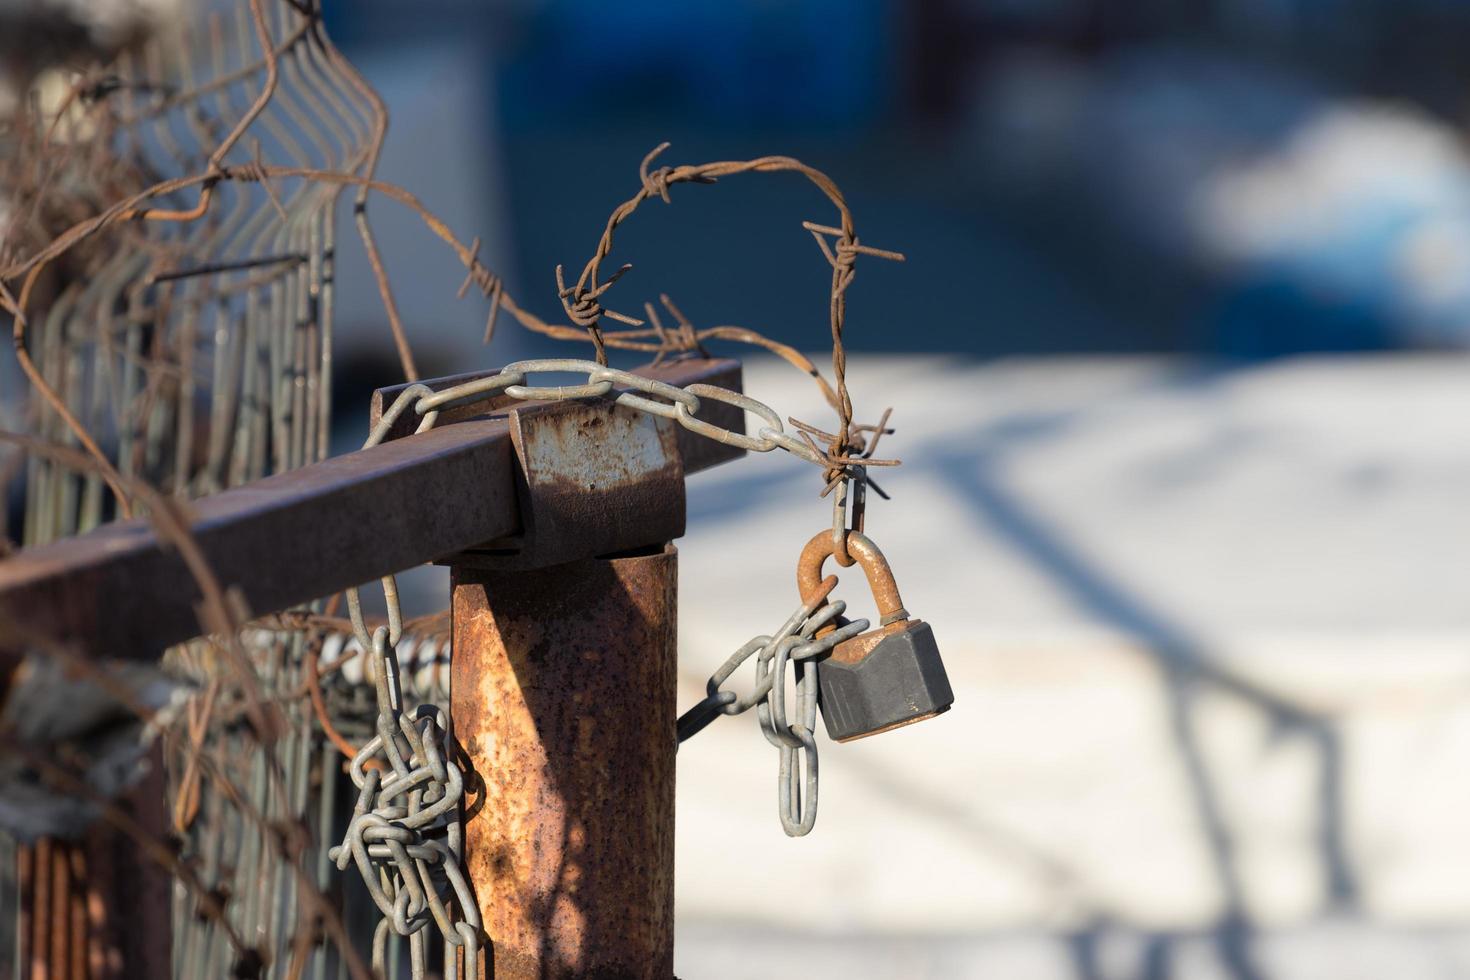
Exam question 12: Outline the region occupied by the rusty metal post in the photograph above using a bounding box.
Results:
[13,750,171,979]
[82,748,173,979]
[451,545,677,979]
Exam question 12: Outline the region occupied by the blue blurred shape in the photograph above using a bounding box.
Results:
[500,0,889,126]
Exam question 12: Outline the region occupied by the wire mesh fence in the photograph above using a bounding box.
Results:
[1,2,437,974]
[0,1,909,975]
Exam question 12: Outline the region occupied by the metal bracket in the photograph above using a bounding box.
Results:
[368,358,746,571]
[447,399,686,570]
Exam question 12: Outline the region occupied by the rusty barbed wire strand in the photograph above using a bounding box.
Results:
[558,141,906,482]
[5,49,907,489]
[0,0,915,972]
[5,150,904,493]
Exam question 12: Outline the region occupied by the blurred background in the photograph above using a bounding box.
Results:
[8,0,1470,977]
[313,4,1470,977]
[316,0,1470,376]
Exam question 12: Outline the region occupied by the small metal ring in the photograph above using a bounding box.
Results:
[757,427,825,464]
[499,357,603,375]
[499,358,615,400]
[778,724,819,837]
[761,636,807,749]
[505,379,615,400]
[589,365,702,418]
[792,617,868,660]
[674,405,776,451]
[709,635,776,714]
[415,370,526,414]
[684,383,781,430]
[368,383,436,445]
[832,479,852,567]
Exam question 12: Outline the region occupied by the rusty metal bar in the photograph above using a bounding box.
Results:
[451,546,678,979]
[0,359,741,662]
[0,418,518,662]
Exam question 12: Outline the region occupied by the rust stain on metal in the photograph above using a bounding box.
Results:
[371,357,747,474]
[797,529,907,650]
[452,546,677,979]
[821,618,908,665]
[13,749,172,979]
[457,403,684,570]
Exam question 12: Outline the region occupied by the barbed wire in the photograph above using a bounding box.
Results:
[0,0,913,972]
[3,72,906,514]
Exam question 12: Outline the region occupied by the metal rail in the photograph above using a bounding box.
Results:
[1,355,749,978]
[0,358,743,662]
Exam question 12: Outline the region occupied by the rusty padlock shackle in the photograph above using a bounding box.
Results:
[797,529,910,629]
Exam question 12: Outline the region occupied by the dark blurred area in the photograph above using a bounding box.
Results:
[323,0,1470,366]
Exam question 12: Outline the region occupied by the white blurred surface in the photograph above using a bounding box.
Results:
[672,353,1470,978]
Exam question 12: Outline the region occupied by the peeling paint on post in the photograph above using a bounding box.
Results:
[451,546,677,979]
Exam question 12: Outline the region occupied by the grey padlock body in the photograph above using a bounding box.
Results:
[816,621,954,742]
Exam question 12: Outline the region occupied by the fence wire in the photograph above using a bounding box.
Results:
[1,3,408,975]
[0,0,905,975]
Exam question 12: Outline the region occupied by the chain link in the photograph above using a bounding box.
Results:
[328,628,482,980]
[337,355,863,959]
[676,582,868,836]
[408,358,834,467]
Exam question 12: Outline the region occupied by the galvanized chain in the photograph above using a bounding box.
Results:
[328,628,480,980]
[333,389,474,977]
[334,359,878,952]
[396,356,858,470]
[675,577,869,836]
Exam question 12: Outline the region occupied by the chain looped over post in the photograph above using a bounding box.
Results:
[676,581,867,836]
[336,356,892,936]
[334,355,882,954]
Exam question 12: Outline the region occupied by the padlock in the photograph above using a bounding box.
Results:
[797,530,954,742]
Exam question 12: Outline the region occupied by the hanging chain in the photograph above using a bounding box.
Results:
[675,576,869,836]
[328,629,481,980]
[334,355,888,958]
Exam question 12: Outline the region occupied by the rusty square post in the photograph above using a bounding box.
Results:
[451,546,678,978]
[442,389,692,978]
[433,361,747,978]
